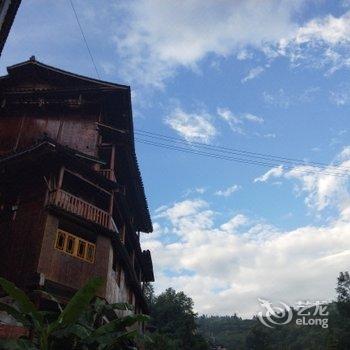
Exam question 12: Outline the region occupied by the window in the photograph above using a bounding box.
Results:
[54,229,95,263]
[77,240,86,258]
[86,244,95,263]
[66,236,75,254]
[55,231,66,250]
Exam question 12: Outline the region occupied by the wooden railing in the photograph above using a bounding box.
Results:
[49,189,115,231]
[98,169,116,182]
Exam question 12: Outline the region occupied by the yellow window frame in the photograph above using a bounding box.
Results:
[55,229,96,263]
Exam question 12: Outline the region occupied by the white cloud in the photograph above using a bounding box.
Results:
[244,113,264,124]
[329,84,350,106]
[165,107,217,143]
[236,49,253,60]
[155,199,209,223]
[164,106,265,141]
[285,164,350,212]
[114,0,306,87]
[254,150,350,214]
[339,146,350,160]
[241,66,265,83]
[263,87,320,108]
[154,205,168,213]
[142,148,350,317]
[254,165,284,183]
[217,107,264,135]
[263,89,291,108]
[220,214,248,232]
[183,187,207,197]
[144,196,350,317]
[274,11,350,75]
[263,133,277,139]
[217,107,244,134]
[114,1,350,87]
[330,90,350,106]
[215,184,241,197]
[294,12,350,46]
[5,1,350,89]
[254,132,278,139]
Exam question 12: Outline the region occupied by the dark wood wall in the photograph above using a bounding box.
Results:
[0,178,47,288]
[38,214,111,297]
[0,68,105,158]
[0,111,99,157]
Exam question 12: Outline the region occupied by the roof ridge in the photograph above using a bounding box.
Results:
[5,58,130,90]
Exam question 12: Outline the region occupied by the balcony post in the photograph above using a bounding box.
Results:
[57,166,65,190]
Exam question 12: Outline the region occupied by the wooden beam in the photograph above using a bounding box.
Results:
[57,166,65,189]
[64,168,112,196]
[96,122,127,134]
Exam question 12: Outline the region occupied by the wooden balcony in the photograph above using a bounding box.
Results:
[98,169,116,182]
[49,189,115,231]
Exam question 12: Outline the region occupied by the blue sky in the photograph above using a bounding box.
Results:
[2,0,350,317]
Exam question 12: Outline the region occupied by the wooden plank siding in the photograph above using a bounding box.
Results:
[37,214,111,297]
[0,112,99,157]
[0,180,48,288]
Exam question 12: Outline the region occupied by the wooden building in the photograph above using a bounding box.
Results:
[0,58,154,331]
[0,0,22,56]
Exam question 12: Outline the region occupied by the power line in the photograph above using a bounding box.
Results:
[135,129,350,171]
[61,3,349,177]
[65,1,347,177]
[136,138,348,177]
[68,0,100,79]
[135,136,350,178]
[135,129,350,175]
[136,130,307,167]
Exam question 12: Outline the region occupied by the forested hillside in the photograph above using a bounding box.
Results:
[197,272,350,349]
[144,272,350,349]
[197,304,346,349]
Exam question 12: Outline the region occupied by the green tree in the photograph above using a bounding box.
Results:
[246,325,271,350]
[145,332,179,350]
[143,282,155,307]
[336,271,350,317]
[146,288,208,350]
[0,277,148,350]
[331,271,350,349]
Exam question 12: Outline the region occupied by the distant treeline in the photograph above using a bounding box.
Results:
[197,272,350,350]
[144,272,350,349]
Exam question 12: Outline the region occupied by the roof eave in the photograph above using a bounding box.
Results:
[5,59,130,90]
